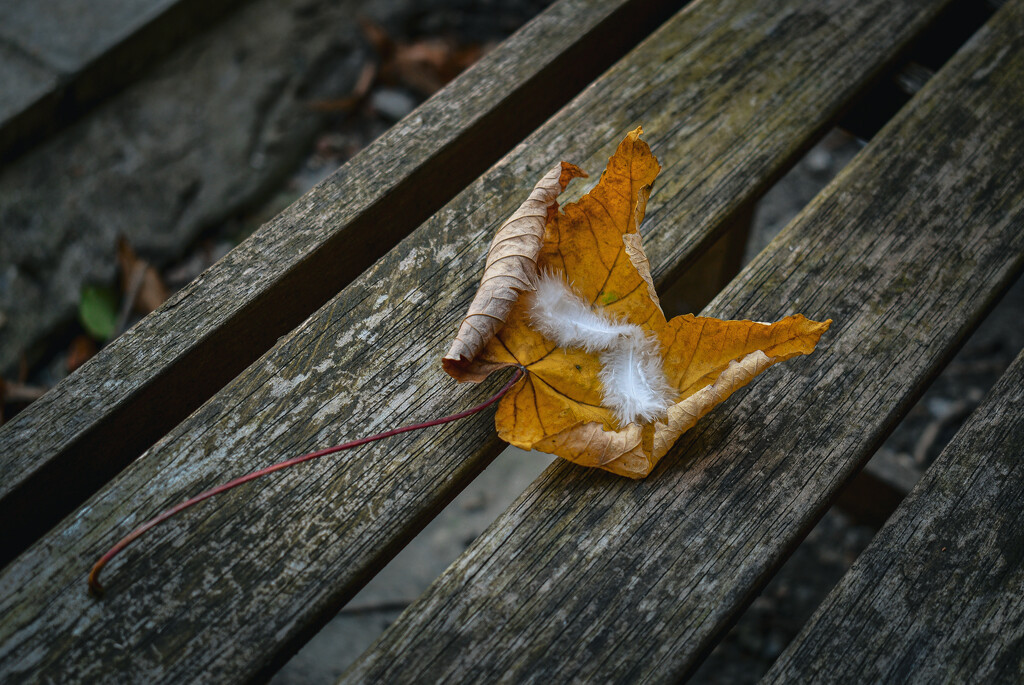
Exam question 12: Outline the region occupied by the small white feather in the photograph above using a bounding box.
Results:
[529,271,674,425]
[530,272,630,351]
[598,330,674,426]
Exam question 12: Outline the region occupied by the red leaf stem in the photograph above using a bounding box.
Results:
[87,366,525,597]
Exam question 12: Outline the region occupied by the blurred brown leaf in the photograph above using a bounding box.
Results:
[117,237,168,315]
[311,17,490,113]
[387,35,487,95]
[67,334,98,373]
[307,61,377,113]
[0,378,48,424]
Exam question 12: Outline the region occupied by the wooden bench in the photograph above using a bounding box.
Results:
[1,0,1022,681]
[764,349,1024,683]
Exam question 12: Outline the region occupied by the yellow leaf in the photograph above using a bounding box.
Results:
[444,127,831,478]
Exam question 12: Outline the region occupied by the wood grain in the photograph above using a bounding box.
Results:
[0,0,685,566]
[764,349,1024,683]
[342,3,1024,682]
[0,0,969,681]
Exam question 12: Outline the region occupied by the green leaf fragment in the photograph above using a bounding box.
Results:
[79,285,119,341]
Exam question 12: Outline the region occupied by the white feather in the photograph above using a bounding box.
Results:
[530,272,631,351]
[598,330,674,426]
[529,271,674,425]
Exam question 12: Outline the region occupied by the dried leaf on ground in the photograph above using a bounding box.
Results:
[117,237,169,316]
[444,127,831,478]
[310,18,492,113]
[360,17,490,96]
[67,334,98,373]
[0,378,48,424]
[307,62,377,113]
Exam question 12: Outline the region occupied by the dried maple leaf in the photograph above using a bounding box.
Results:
[444,127,831,478]
[117,237,168,316]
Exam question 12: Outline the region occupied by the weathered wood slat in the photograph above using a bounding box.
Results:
[0,0,685,566]
[341,3,1024,681]
[763,348,1024,684]
[0,0,968,681]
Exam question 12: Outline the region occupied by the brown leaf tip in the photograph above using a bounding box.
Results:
[443,161,587,382]
[558,162,587,190]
